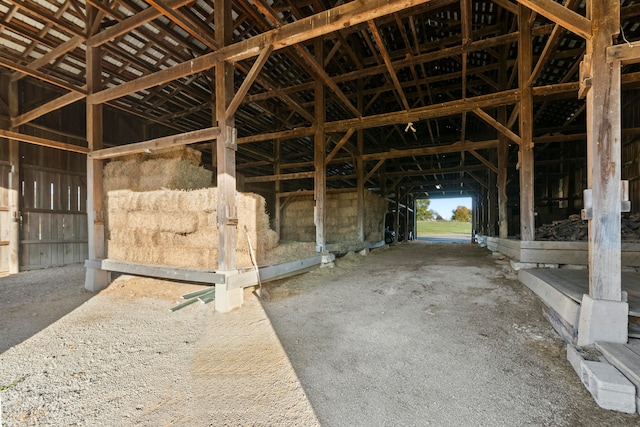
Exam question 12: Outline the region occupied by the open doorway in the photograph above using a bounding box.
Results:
[416,197,472,243]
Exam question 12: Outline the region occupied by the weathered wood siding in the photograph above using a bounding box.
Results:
[19,145,87,270]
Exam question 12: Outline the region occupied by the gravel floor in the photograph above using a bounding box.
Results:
[1,242,639,426]
[0,266,317,426]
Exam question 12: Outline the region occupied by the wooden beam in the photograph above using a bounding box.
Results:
[468,149,498,174]
[244,171,314,183]
[295,44,361,118]
[85,6,110,291]
[8,80,19,274]
[368,19,410,111]
[225,45,273,118]
[12,91,86,127]
[239,68,315,123]
[86,0,437,104]
[362,139,499,162]
[493,0,519,15]
[364,159,386,182]
[518,3,535,241]
[87,0,194,47]
[528,0,580,86]
[251,0,359,118]
[145,0,218,49]
[516,0,591,40]
[0,56,85,94]
[237,126,316,144]
[586,0,622,302]
[325,89,519,133]
[314,37,326,252]
[607,42,640,65]
[215,0,238,277]
[90,127,220,160]
[325,128,355,165]
[473,107,522,145]
[0,129,89,154]
[11,35,85,82]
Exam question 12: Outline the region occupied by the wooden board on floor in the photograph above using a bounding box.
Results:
[86,259,227,284]
[596,342,640,392]
[523,268,640,317]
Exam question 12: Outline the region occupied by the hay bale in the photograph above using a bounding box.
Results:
[104,147,212,192]
[107,188,278,270]
[279,190,386,244]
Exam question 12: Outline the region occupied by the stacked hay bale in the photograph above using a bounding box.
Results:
[104,147,278,269]
[280,196,316,242]
[106,189,278,269]
[280,190,387,244]
[103,146,212,192]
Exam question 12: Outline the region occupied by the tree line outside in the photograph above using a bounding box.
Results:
[415,199,472,223]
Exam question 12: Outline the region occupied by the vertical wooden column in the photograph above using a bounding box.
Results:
[214,0,242,312]
[7,81,19,274]
[394,187,400,243]
[488,161,497,236]
[586,0,622,302]
[356,83,365,243]
[314,39,326,253]
[497,122,509,238]
[497,18,509,239]
[518,4,535,241]
[576,0,626,346]
[274,139,281,238]
[404,193,410,241]
[85,8,109,291]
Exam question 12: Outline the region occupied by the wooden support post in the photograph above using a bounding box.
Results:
[274,139,281,238]
[498,38,509,238]
[518,4,535,241]
[488,161,497,236]
[413,197,418,241]
[8,81,19,274]
[357,83,365,243]
[215,0,242,312]
[394,187,400,243]
[404,193,410,242]
[314,39,326,253]
[576,0,627,346]
[585,0,622,302]
[85,9,110,291]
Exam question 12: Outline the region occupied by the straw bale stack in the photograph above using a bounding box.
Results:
[280,190,387,243]
[103,146,212,192]
[107,188,278,269]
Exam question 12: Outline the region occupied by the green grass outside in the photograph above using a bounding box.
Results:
[417,220,472,236]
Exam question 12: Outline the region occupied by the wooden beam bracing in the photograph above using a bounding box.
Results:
[225,45,273,118]
[91,127,221,160]
[85,0,438,105]
[0,129,89,154]
[516,0,591,40]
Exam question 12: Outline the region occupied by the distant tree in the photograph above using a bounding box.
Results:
[416,199,432,221]
[452,205,472,222]
[432,211,444,221]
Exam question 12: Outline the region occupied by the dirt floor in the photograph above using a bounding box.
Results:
[1,242,639,426]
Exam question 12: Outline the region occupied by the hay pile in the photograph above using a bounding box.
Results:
[103,146,212,192]
[107,188,279,269]
[280,190,387,243]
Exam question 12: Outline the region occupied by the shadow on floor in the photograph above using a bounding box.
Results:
[0,264,93,354]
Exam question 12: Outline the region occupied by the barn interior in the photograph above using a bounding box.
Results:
[1,0,640,405]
